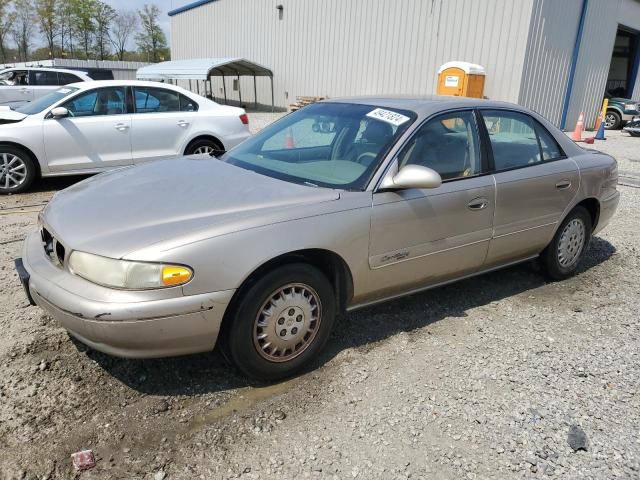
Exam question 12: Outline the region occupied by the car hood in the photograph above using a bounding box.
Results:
[43,157,340,259]
[0,106,27,122]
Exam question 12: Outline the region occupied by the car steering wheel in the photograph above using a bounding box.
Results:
[356,152,377,165]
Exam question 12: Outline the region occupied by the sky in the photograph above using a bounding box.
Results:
[107,0,194,42]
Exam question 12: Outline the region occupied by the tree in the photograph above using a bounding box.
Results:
[57,0,75,57]
[70,0,98,59]
[0,0,16,63]
[109,9,137,61]
[136,4,167,62]
[12,0,35,61]
[36,0,58,58]
[94,1,115,60]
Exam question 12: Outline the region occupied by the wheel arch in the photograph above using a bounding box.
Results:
[183,134,225,155]
[575,197,600,232]
[0,141,41,177]
[219,248,354,338]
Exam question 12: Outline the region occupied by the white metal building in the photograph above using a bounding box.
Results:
[169,0,640,129]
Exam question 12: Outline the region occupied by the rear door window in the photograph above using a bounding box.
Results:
[58,72,82,85]
[31,70,59,86]
[134,87,180,113]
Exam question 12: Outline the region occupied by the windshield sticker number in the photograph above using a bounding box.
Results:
[57,88,71,94]
[366,108,410,127]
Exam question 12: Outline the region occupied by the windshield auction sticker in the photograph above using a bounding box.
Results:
[366,108,410,126]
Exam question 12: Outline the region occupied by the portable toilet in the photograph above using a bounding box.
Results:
[437,61,486,98]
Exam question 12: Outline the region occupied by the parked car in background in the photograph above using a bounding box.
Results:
[0,80,251,193]
[0,67,93,107]
[604,96,640,129]
[16,97,620,380]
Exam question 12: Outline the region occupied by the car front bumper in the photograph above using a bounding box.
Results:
[19,231,235,358]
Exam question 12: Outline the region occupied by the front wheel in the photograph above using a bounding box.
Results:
[540,206,592,280]
[0,146,37,194]
[223,263,336,381]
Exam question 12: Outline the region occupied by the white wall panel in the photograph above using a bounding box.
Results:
[170,0,535,109]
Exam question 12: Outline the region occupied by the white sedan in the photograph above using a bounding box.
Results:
[0,80,251,193]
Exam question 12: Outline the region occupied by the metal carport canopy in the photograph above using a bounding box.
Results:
[136,58,274,110]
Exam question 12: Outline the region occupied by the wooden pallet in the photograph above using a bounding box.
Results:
[288,96,328,112]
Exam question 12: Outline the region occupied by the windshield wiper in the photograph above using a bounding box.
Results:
[304,181,319,188]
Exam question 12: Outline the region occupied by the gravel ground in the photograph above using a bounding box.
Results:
[0,126,638,480]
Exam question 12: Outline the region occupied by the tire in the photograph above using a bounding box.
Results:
[629,131,640,137]
[0,145,37,194]
[540,206,592,280]
[184,137,224,157]
[604,110,621,130]
[222,263,336,381]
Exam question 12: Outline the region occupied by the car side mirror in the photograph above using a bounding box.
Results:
[50,107,69,119]
[380,164,442,190]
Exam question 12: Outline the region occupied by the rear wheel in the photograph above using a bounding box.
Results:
[540,206,592,280]
[223,263,336,381]
[184,138,224,157]
[0,146,37,194]
[604,110,621,130]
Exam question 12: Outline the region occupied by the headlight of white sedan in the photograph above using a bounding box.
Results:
[68,251,192,289]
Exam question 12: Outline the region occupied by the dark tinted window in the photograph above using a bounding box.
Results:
[31,70,59,86]
[398,110,481,181]
[62,87,126,116]
[179,94,198,112]
[58,72,82,85]
[134,87,180,113]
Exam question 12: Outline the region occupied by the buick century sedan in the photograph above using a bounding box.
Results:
[16,97,620,380]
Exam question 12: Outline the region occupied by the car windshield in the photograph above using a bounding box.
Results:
[222,102,415,190]
[14,86,79,115]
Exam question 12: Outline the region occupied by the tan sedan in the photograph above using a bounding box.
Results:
[16,97,620,380]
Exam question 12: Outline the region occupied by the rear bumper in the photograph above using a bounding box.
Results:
[20,231,235,358]
[593,191,620,235]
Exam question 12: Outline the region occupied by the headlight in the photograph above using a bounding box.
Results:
[624,103,638,111]
[68,251,193,289]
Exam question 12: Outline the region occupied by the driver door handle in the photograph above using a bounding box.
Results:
[468,197,489,211]
[115,123,129,131]
[177,120,190,127]
[556,180,571,190]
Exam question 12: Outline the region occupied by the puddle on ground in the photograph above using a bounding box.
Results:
[188,377,299,432]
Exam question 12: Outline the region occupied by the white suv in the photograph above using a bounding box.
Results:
[0,67,93,106]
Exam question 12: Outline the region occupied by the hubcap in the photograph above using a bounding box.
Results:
[253,283,322,363]
[557,218,586,268]
[193,145,214,155]
[0,152,27,190]
[605,114,616,128]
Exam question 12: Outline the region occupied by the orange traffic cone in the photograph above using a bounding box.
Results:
[572,112,585,141]
[285,127,295,149]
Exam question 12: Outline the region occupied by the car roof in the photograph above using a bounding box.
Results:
[0,66,91,76]
[326,95,526,117]
[66,79,182,90]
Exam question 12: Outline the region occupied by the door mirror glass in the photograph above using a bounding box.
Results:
[50,106,69,118]
[381,164,442,190]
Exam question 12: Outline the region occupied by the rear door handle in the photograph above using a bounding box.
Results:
[115,123,129,131]
[556,180,571,190]
[177,120,190,127]
[467,197,489,211]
